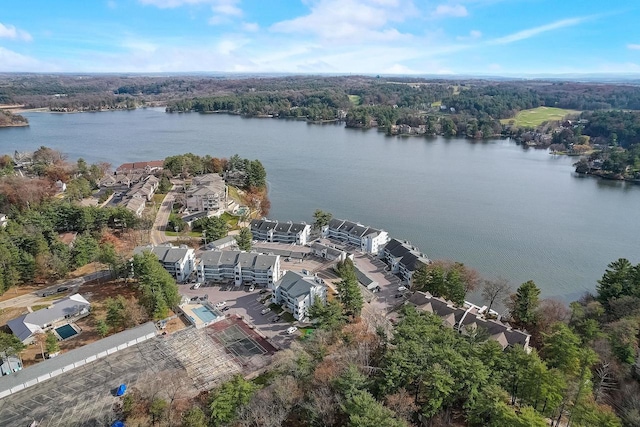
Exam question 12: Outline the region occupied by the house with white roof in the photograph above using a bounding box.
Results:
[272,271,327,321]
[133,245,196,282]
[322,218,389,254]
[7,294,90,344]
[250,219,311,245]
[197,250,281,286]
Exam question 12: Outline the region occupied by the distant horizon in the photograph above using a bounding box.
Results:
[2,0,640,75]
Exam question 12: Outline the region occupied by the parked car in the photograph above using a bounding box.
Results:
[397,286,408,292]
[221,306,230,312]
[394,293,404,298]
[192,283,201,290]
[271,315,281,322]
[248,285,255,292]
[261,307,271,315]
[259,289,270,294]
[57,286,69,293]
[215,301,226,308]
[286,326,298,335]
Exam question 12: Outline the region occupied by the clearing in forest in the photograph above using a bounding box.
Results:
[501,106,580,127]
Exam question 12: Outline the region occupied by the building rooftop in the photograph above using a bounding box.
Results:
[277,271,322,300]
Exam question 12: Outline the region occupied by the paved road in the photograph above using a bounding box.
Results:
[0,270,111,311]
[150,187,174,245]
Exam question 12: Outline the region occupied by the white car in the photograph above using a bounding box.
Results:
[261,307,271,315]
[215,301,226,308]
[397,286,408,292]
[286,326,298,335]
[192,282,201,289]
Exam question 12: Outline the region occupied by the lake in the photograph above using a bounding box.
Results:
[2,108,639,301]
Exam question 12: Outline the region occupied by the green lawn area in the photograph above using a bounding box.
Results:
[268,303,284,314]
[348,94,362,106]
[431,100,442,108]
[299,327,315,339]
[152,193,165,204]
[281,311,295,323]
[220,212,240,230]
[227,186,244,204]
[31,304,50,311]
[501,106,580,127]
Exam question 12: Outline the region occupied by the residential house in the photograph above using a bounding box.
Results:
[0,213,8,228]
[133,245,196,283]
[354,265,379,290]
[7,294,91,344]
[382,239,430,283]
[322,218,389,254]
[272,271,327,321]
[0,355,22,376]
[129,175,159,202]
[408,292,530,351]
[224,170,246,187]
[185,174,227,213]
[310,242,347,261]
[124,197,146,217]
[250,219,311,245]
[55,180,66,192]
[197,250,281,286]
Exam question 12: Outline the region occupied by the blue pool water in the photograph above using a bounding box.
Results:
[55,324,78,340]
[193,306,219,323]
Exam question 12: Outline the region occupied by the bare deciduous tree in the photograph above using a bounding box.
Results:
[480,277,512,313]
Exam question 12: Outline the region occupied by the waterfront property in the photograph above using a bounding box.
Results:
[322,218,389,254]
[207,235,237,251]
[115,160,164,175]
[272,271,327,321]
[133,244,196,282]
[197,250,281,286]
[408,292,530,351]
[250,219,311,245]
[382,238,430,284]
[185,173,228,214]
[7,294,90,344]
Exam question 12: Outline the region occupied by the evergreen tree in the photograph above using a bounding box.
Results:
[509,280,541,330]
[235,227,252,251]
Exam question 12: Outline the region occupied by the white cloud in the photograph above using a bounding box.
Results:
[627,44,640,50]
[138,0,213,8]
[270,0,416,42]
[212,0,241,17]
[241,22,259,32]
[0,47,41,71]
[433,4,468,18]
[457,29,481,40]
[491,17,587,45]
[0,23,33,42]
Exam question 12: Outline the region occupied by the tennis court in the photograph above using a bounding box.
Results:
[206,317,277,368]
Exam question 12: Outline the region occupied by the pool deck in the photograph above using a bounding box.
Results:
[179,302,223,329]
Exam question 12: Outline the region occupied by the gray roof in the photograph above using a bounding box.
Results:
[199,250,278,270]
[354,266,374,286]
[277,271,321,300]
[7,294,90,342]
[0,322,157,395]
[327,218,345,229]
[210,236,236,247]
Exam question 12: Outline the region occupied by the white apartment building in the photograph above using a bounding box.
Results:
[382,239,430,283]
[250,219,311,245]
[197,250,281,286]
[133,245,196,283]
[322,218,389,254]
[272,271,327,321]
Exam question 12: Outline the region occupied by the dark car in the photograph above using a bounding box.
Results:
[221,306,230,312]
[57,286,69,293]
[394,293,404,298]
[259,289,270,294]
[271,315,281,322]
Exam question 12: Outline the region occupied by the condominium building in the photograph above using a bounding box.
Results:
[250,219,311,245]
[382,239,430,283]
[133,245,196,283]
[197,250,281,286]
[322,218,389,254]
[272,271,327,321]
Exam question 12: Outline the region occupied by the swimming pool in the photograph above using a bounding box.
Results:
[193,306,220,324]
[55,324,78,340]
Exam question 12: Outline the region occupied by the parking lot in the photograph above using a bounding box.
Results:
[180,284,301,349]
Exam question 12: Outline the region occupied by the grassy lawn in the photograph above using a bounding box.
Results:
[281,311,295,323]
[501,106,580,127]
[152,193,165,204]
[220,212,240,230]
[31,304,50,311]
[227,186,245,204]
[299,327,315,339]
[165,230,201,237]
[431,100,442,108]
[348,94,362,106]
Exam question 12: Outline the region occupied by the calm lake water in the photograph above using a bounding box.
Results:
[2,108,639,301]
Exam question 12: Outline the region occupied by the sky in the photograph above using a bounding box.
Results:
[1,0,639,76]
